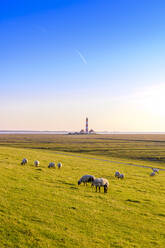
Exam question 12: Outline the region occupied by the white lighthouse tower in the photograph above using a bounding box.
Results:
[85,117,88,134]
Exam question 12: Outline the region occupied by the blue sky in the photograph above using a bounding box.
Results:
[1,0,165,131]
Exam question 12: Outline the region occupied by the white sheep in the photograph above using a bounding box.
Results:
[21,158,28,165]
[152,168,159,174]
[150,172,156,176]
[57,162,62,169]
[119,173,124,179]
[48,162,55,168]
[115,171,120,178]
[92,178,109,193]
[78,175,95,186]
[34,160,40,167]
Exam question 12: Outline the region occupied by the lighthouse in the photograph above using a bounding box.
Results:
[85,117,88,134]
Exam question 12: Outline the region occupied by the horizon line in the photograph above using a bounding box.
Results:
[0,130,165,134]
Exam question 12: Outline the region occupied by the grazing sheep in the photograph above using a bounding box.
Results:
[21,158,28,165]
[115,172,124,179]
[48,162,55,168]
[150,172,156,176]
[92,178,109,193]
[152,168,159,174]
[34,160,40,167]
[115,171,120,178]
[57,162,62,169]
[119,173,124,179]
[78,175,95,186]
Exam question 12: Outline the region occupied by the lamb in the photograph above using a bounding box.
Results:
[115,172,124,179]
[78,175,95,186]
[115,171,120,178]
[152,168,159,174]
[34,160,40,167]
[57,162,62,169]
[119,173,124,179]
[92,178,109,193]
[150,172,156,176]
[48,162,55,168]
[21,158,28,165]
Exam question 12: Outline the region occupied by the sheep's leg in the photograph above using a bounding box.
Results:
[96,186,97,192]
[99,186,100,192]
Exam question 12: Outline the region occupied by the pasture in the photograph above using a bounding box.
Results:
[1,134,165,166]
[0,134,165,247]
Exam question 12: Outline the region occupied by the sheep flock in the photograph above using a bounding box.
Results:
[20,157,161,194]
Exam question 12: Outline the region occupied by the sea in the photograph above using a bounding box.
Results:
[0,131,165,135]
[0,131,68,134]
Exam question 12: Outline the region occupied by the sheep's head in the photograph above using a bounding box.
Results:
[104,184,108,193]
[78,180,81,185]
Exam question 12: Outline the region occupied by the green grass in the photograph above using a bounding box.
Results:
[0,145,165,247]
[1,134,165,166]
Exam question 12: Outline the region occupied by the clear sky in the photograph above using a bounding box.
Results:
[1,0,165,131]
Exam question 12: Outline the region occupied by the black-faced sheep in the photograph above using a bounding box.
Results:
[78,175,95,186]
[21,158,28,165]
[48,162,55,168]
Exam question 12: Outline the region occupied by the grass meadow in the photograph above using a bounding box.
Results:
[0,134,165,247]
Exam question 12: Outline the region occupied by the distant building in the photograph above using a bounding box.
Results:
[68,117,96,135]
[89,129,95,134]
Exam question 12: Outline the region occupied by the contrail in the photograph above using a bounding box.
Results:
[76,49,87,64]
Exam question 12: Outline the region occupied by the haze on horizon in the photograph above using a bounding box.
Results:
[1,0,165,132]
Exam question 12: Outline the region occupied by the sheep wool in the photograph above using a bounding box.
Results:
[34,160,40,167]
[152,168,159,174]
[119,174,124,179]
[78,175,95,186]
[57,162,62,169]
[115,171,120,178]
[92,178,109,193]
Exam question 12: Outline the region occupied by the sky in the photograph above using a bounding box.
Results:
[1,0,165,132]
